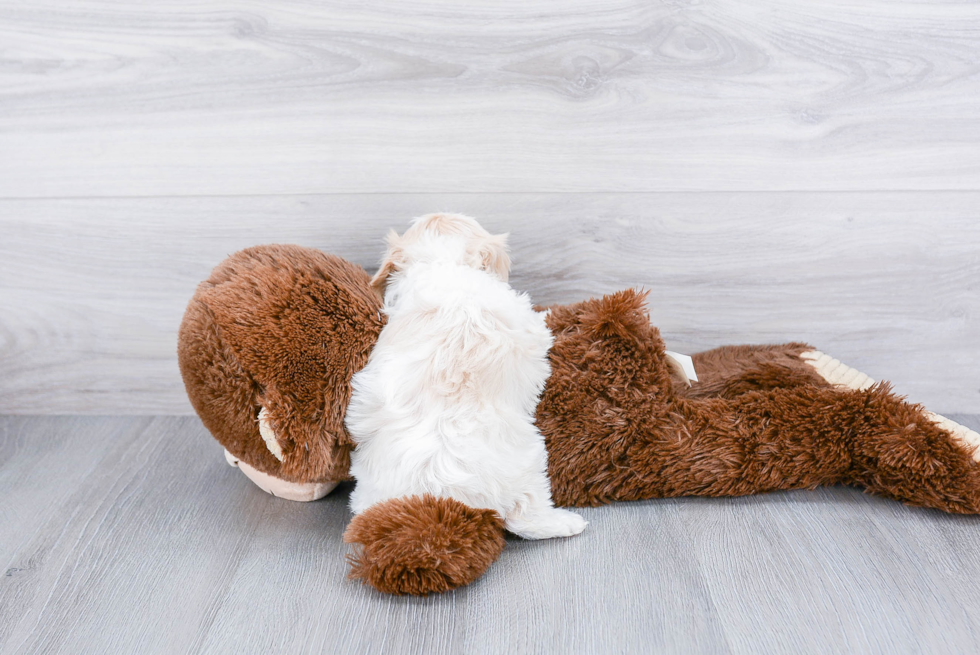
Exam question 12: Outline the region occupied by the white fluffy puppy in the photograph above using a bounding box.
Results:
[345,213,586,539]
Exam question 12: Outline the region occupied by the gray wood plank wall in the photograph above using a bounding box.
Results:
[0,1,978,414]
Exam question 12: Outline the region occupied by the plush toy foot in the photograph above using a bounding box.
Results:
[505,507,588,540]
[801,350,980,461]
[224,450,338,501]
[344,495,506,595]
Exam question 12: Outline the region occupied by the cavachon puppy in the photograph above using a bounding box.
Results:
[344,213,587,539]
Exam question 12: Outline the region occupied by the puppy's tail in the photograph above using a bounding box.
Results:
[343,494,505,595]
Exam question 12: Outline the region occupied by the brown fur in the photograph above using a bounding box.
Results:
[179,250,980,595]
[678,343,831,398]
[177,245,384,483]
[537,289,980,513]
[343,495,506,595]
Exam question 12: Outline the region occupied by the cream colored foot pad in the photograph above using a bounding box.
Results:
[801,350,980,462]
[799,351,876,391]
[224,449,337,502]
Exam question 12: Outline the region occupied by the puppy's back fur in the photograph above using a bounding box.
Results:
[346,214,586,540]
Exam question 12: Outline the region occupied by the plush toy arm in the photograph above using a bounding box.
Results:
[343,495,506,595]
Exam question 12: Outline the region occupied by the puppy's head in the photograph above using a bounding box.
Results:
[370,213,510,295]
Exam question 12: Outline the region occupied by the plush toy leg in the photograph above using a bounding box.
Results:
[682,345,980,460]
[679,343,832,399]
[834,386,980,513]
[673,346,980,512]
[224,450,338,502]
[629,384,980,514]
[800,350,980,459]
[797,351,980,512]
[343,495,506,595]
[549,377,980,514]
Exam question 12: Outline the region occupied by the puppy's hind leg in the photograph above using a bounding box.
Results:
[504,466,587,540]
[506,505,587,540]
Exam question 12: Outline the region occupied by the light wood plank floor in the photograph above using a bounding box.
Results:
[4,415,980,654]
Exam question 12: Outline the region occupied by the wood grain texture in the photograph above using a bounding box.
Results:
[1,0,980,196]
[4,2,979,649]
[1,192,977,414]
[3,415,980,654]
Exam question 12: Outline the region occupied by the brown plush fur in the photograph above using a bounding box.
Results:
[679,343,832,398]
[178,245,384,483]
[537,289,980,513]
[179,249,980,595]
[344,495,506,595]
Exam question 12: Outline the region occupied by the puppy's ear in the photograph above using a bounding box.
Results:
[370,229,405,296]
[480,233,511,282]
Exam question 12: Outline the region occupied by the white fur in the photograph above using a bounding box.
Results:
[346,214,586,539]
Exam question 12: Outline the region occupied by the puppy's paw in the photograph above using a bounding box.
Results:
[506,508,587,540]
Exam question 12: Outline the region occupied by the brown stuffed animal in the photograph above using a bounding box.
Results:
[178,242,980,596]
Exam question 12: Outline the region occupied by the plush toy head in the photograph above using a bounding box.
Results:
[178,245,384,490]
